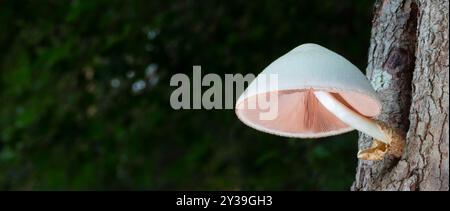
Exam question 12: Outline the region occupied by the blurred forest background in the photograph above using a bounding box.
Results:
[0,0,374,190]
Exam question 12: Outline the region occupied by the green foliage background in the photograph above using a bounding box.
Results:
[0,0,373,190]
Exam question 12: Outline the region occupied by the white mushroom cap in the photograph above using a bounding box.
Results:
[235,43,382,138]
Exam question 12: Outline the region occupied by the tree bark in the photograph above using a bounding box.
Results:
[352,0,449,191]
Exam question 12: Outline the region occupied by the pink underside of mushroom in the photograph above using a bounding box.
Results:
[235,89,380,138]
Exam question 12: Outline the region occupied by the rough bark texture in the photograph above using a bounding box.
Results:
[352,0,449,191]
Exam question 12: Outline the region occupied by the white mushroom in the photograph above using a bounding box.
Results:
[235,43,404,160]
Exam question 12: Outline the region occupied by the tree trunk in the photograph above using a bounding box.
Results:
[352,0,449,191]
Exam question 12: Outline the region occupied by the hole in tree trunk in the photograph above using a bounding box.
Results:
[381,1,418,134]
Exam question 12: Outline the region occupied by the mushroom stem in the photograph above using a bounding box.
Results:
[313,91,405,160]
[313,91,386,142]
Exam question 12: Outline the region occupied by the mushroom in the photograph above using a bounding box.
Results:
[235,43,405,160]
